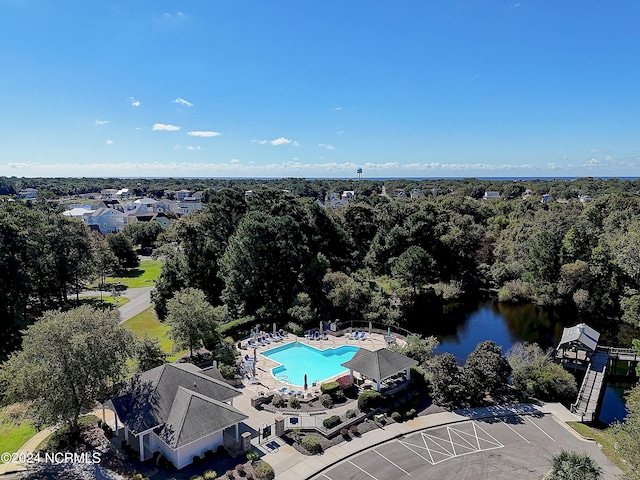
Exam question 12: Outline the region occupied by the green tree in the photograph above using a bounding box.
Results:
[322,271,372,320]
[543,449,602,480]
[507,343,577,403]
[429,353,467,409]
[287,292,317,328]
[219,211,308,320]
[151,243,188,319]
[107,232,139,271]
[89,231,118,293]
[612,384,640,479]
[390,334,438,367]
[165,288,220,357]
[121,221,163,248]
[390,246,436,293]
[134,335,167,373]
[525,230,562,283]
[463,340,511,405]
[0,305,133,434]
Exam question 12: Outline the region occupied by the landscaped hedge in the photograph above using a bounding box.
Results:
[322,415,342,429]
[217,315,256,337]
[253,460,276,479]
[357,390,382,411]
[301,436,323,454]
[320,381,341,395]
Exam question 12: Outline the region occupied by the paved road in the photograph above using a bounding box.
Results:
[314,415,621,480]
[118,286,153,322]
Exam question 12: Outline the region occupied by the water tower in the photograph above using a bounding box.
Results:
[356,168,363,179]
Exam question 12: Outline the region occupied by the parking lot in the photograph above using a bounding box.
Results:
[314,414,620,480]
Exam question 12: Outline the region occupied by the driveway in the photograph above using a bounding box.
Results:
[118,286,153,322]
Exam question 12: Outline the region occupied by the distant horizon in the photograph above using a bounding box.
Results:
[1,2,639,179]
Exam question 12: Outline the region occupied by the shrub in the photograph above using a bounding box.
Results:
[346,408,357,419]
[301,436,323,454]
[190,476,205,480]
[272,394,287,408]
[236,464,245,473]
[340,428,350,439]
[320,381,340,395]
[333,389,346,401]
[358,390,382,411]
[217,445,226,455]
[410,366,427,387]
[391,411,402,422]
[407,408,417,418]
[253,460,275,480]
[133,475,149,480]
[193,455,201,465]
[320,394,333,408]
[204,470,218,480]
[219,363,237,380]
[246,451,260,464]
[349,424,359,435]
[323,415,342,429]
[226,470,234,479]
[101,423,114,437]
[289,396,301,409]
[204,449,214,460]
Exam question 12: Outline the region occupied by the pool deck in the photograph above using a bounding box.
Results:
[239,331,395,393]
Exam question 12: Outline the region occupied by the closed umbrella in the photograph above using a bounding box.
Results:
[304,374,308,391]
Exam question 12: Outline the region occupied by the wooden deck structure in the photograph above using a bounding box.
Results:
[556,324,639,422]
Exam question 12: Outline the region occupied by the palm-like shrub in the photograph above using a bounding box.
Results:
[543,449,602,480]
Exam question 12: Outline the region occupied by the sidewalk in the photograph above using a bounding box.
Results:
[0,426,56,475]
[259,403,579,480]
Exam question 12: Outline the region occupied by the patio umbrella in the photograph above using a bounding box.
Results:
[273,322,277,335]
[369,321,372,334]
[252,347,257,380]
[319,321,323,335]
[388,326,391,337]
[304,374,308,391]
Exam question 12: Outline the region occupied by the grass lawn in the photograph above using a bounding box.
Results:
[122,307,187,362]
[567,422,629,474]
[98,259,162,289]
[0,405,36,463]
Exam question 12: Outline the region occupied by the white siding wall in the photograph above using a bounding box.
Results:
[154,429,224,469]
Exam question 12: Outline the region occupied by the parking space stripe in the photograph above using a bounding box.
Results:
[526,417,555,441]
[349,460,379,480]
[322,474,333,480]
[373,449,411,476]
[399,440,436,465]
[499,417,530,444]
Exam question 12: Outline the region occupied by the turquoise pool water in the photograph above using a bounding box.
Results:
[262,342,359,387]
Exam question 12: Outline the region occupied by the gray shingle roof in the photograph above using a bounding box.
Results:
[558,323,600,352]
[158,387,248,448]
[108,363,241,435]
[341,348,417,381]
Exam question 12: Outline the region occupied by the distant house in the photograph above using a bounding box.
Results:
[393,189,407,199]
[410,188,422,199]
[117,188,130,199]
[83,208,126,234]
[341,190,356,200]
[18,188,37,199]
[190,191,204,201]
[176,189,192,202]
[483,191,501,201]
[134,198,158,208]
[178,198,205,215]
[579,195,592,203]
[62,207,92,220]
[556,323,600,365]
[101,189,118,200]
[153,199,179,214]
[103,363,248,469]
[325,192,349,209]
[521,189,533,200]
[541,194,553,203]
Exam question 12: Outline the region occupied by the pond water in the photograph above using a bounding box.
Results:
[410,299,637,424]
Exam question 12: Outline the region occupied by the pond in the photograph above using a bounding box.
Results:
[409,299,637,424]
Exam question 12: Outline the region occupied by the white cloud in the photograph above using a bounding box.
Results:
[173,97,193,107]
[174,145,182,150]
[94,120,109,125]
[334,107,343,111]
[128,97,141,107]
[270,137,293,146]
[336,130,345,135]
[251,139,268,144]
[319,144,335,150]
[187,130,221,137]
[105,139,114,145]
[590,149,602,154]
[293,141,301,147]
[582,158,603,167]
[230,158,240,164]
[186,145,201,150]
[153,123,181,131]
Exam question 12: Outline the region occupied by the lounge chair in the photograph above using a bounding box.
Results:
[359,331,366,340]
[274,331,284,341]
[322,331,328,340]
[269,332,281,342]
[297,390,303,397]
[289,389,296,396]
[280,387,288,394]
[353,331,359,340]
[314,331,320,340]
[261,335,271,344]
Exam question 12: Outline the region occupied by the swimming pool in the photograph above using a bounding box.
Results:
[261,342,359,387]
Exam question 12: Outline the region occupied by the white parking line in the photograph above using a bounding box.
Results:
[349,460,379,480]
[373,449,411,476]
[526,417,555,442]
[499,417,530,444]
[322,474,333,480]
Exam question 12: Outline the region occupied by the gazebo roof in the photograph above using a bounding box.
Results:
[557,323,600,352]
[341,348,417,381]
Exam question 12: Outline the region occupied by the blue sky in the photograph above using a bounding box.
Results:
[1,1,639,178]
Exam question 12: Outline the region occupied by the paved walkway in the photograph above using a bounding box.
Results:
[117,286,153,322]
[0,426,57,475]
